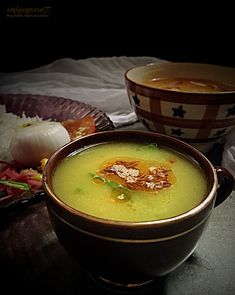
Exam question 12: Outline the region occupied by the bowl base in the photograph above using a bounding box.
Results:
[89,272,159,293]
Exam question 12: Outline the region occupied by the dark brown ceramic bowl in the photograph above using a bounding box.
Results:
[42,130,234,290]
[125,62,235,153]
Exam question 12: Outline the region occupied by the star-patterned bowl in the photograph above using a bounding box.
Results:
[125,62,235,152]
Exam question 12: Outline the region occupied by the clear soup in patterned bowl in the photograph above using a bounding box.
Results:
[125,62,235,153]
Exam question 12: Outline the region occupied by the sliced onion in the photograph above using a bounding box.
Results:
[10,121,70,167]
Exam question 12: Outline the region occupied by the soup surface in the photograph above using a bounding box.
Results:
[142,77,235,93]
[52,142,208,222]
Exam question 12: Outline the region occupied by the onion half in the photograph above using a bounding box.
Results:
[10,121,70,167]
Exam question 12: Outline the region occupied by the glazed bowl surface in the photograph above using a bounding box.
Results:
[43,130,234,289]
[125,62,235,152]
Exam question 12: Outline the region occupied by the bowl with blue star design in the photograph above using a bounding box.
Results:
[125,62,235,152]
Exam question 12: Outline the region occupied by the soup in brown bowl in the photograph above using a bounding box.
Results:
[43,131,234,290]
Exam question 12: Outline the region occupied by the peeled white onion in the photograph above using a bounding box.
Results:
[10,121,70,167]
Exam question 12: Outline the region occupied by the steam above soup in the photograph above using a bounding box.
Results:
[52,142,207,222]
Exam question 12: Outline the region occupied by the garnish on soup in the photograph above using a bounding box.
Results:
[91,157,174,203]
[99,158,173,192]
[91,173,132,203]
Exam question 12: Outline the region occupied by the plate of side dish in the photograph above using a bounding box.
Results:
[0,93,114,214]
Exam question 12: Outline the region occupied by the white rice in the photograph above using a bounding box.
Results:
[0,104,45,164]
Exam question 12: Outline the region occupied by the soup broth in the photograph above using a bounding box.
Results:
[52,142,208,222]
[143,77,235,93]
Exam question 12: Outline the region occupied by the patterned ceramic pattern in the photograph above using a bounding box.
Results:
[127,88,235,142]
[125,62,235,150]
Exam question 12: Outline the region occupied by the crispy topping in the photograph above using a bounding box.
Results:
[100,159,173,192]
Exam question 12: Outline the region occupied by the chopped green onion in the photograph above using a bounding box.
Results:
[0,180,30,191]
[90,173,132,202]
[0,191,6,197]
[91,173,129,191]
[143,143,158,151]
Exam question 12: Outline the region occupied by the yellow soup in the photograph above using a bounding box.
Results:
[52,142,208,222]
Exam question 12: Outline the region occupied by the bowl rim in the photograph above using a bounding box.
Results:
[43,130,218,229]
[124,61,235,95]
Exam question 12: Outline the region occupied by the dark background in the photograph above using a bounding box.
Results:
[1,1,234,72]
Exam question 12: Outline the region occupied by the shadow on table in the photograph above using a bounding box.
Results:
[205,143,224,166]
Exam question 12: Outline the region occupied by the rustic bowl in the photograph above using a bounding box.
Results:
[42,130,234,291]
[125,62,235,153]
